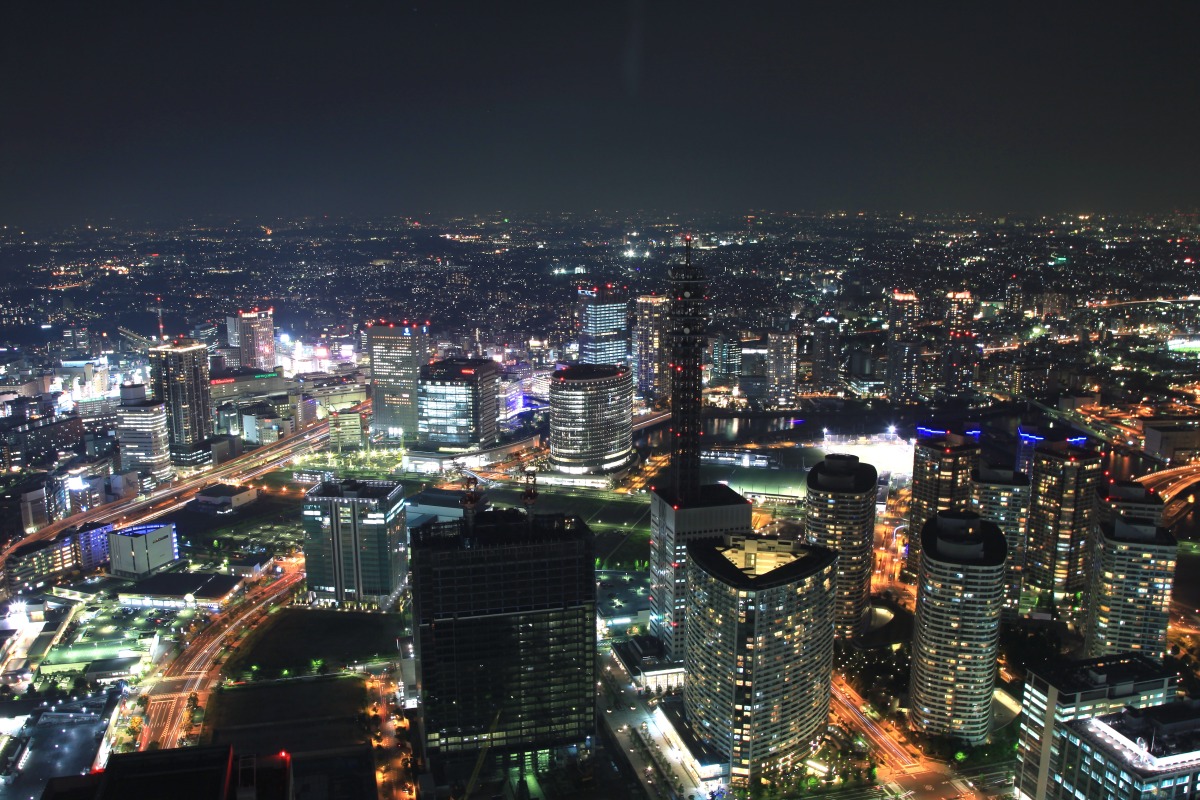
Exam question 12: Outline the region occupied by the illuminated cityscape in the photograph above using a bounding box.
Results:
[0,4,1199,800]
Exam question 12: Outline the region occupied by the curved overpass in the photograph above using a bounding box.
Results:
[1135,464,1200,528]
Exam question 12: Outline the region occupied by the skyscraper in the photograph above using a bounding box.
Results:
[907,431,979,572]
[410,509,595,774]
[577,283,629,365]
[908,511,1006,746]
[944,289,975,335]
[1024,442,1102,615]
[971,464,1031,620]
[805,454,877,640]
[417,358,500,451]
[302,478,406,610]
[886,290,921,405]
[115,383,172,488]
[649,237,753,662]
[149,338,212,466]
[766,332,798,406]
[236,308,276,372]
[710,333,742,383]
[367,320,429,441]
[634,294,669,402]
[1015,654,1179,800]
[549,364,634,474]
[811,313,841,391]
[685,535,836,789]
[1083,517,1176,658]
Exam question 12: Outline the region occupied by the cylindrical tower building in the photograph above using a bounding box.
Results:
[909,510,1006,745]
[805,453,877,640]
[549,364,634,474]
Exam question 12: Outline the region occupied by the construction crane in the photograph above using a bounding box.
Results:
[460,707,502,799]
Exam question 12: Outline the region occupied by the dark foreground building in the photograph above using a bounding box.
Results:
[410,508,596,784]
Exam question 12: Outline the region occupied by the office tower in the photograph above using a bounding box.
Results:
[410,509,594,772]
[1083,517,1175,658]
[1024,442,1102,614]
[649,238,754,662]
[549,364,633,474]
[686,535,836,789]
[971,464,1031,620]
[766,332,798,405]
[149,338,213,465]
[577,283,629,365]
[634,294,669,401]
[236,308,276,371]
[417,358,500,451]
[1014,422,1088,477]
[1098,480,1164,526]
[710,333,742,383]
[1005,276,1026,315]
[302,479,406,610]
[811,313,840,390]
[908,511,1005,746]
[907,432,979,571]
[1016,653,1179,800]
[367,320,428,441]
[805,454,877,640]
[1051,702,1200,800]
[115,383,172,488]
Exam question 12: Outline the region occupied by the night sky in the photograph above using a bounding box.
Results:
[2,2,1198,224]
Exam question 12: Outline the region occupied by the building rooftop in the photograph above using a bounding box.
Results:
[1030,652,1178,697]
[551,363,629,382]
[306,479,403,503]
[651,482,752,509]
[197,483,253,499]
[1102,517,1176,548]
[1073,701,1200,778]
[410,509,592,550]
[807,453,877,493]
[973,464,1030,486]
[688,536,837,591]
[124,572,241,600]
[921,511,1007,567]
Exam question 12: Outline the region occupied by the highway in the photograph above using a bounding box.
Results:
[139,564,306,753]
[1,417,335,591]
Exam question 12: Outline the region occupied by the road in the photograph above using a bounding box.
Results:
[1,414,340,592]
[139,565,305,753]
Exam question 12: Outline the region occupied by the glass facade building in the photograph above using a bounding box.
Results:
[577,284,629,366]
[115,383,172,488]
[549,364,633,474]
[302,479,407,610]
[410,510,595,772]
[417,358,499,451]
[685,535,837,788]
[811,314,841,390]
[149,338,212,464]
[908,510,1006,746]
[367,320,428,441]
[1053,703,1200,800]
[1016,654,1178,800]
[236,307,276,372]
[805,454,877,640]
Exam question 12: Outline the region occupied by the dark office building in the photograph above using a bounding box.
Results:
[410,509,596,777]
